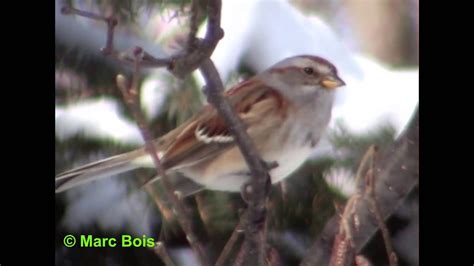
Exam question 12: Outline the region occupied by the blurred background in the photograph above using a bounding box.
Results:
[55,0,419,265]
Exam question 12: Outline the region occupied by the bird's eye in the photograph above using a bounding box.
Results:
[303,67,314,75]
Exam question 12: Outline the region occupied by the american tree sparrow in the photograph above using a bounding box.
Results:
[56,55,345,193]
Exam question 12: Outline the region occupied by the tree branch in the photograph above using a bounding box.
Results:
[154,242,176,266]
[215,211,247,266]
[364,150,398,266]
[300,105,419,266]
[200,58,271,265]
[62,0,223,78]
[115,54,210,265]
[62,0,272,264]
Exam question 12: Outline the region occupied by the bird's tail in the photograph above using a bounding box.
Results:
[55,150,147,193]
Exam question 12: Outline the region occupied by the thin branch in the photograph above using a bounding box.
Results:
[191,1,272,262]
[144,181,175,223]
[154,242,176,266]
[300,106,419,266]
[187,0,201,51]
[315,144,400,266]
[327,145,393,266]
[215,211,247,266]
[115,51,210,265]
[61,6,107,21]
[61,6,140,66]
[328,232,351,266]
[328,194,360,266]
[200,58,271,265]
[169,0,224,78]
[62,0,223,77]
[365,151,398,266]
[354,145,377,187]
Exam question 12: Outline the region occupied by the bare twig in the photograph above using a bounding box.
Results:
[170,0,224,78]
[328,232,351,266]
[300,106,419,266]
[144,181,174,223]
[61,6,106,21]
[185,1,273,263]
[325,142,402,266]
[182,1,273,263]
[200,58,271,265]
[61,0,222,77]
[154,242,176,266]
[328,194,360,266]
[215,210,247,266]
[354,145,378,187]
[194,193,212,236]
[187,0,201,51]
[115,51,210,265]
[61,5,171,67]
[328,145,376,266]
[365,150,398,266]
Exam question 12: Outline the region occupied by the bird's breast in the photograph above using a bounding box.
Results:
[179,103,331,192]
[266,144,314,184]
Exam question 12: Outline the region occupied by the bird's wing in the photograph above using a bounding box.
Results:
[159,78,289,170]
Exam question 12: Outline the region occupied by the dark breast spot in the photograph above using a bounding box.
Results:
[305,132,318,148]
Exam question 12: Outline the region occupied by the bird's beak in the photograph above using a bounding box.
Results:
[321,75,346,89]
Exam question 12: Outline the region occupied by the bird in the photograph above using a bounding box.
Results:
[55,55,345,194]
